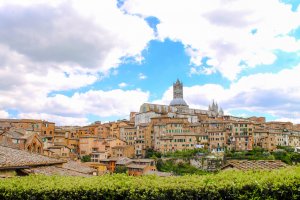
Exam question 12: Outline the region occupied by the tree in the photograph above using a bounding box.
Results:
[145,148,162,158]
[115,166,127,174]
[81,155,91,162]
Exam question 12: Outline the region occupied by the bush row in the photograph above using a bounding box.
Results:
[0,166,300,200]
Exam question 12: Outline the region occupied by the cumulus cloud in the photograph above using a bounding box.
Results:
[17,113,90,126]
[44,89,150,118]
[154,65,300,123]
[0,0,154,123]
[123,0,300,80]
[0,0,153,71]
[14,88,150,125]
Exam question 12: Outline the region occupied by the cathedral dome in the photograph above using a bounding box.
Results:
[169,98,188,106]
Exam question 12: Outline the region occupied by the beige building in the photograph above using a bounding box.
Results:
[208,130,227,152]
[289,130,300,147]
[111,145,134,158]
[228,121,254,151]
[0,128,44,154]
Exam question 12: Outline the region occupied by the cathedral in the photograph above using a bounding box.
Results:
[169,79,188,108]
[135,79,224,125]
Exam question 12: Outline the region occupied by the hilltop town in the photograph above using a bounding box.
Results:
[0,80,299,176]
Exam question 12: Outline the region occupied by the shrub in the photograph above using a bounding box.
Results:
[0,166,300,199]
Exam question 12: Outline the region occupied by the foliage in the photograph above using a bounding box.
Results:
[114,166,127,174]
[272,149,291,164]
[1,166,300,199]
[277,146,295,153]
[226,146,300,164]
[80,155,91,162]
[164,148,208,159]
[226,149,274,161]
[145,148,162,158]
[156,158,208,175]
[290,153,300,164]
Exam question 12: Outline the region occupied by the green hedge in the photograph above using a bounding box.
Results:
[0,166,300,200]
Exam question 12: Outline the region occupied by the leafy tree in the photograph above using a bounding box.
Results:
[114,166,127,174]
[145,148,162,158]
[81,155,91,162]
[156,158,208,175]
[291,153,300,164]
[277,146,295,153]
[272,149,292,164]
[164,149,208,159]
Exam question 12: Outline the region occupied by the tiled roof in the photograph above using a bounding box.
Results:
[116,157,132,165]
[0,145,65,169]
[127,164,147,169]
[132,159,154,163]
[62,161,96,174]
[24,166,93,177]
[111,145,130,149]
[144,171,172,177]
[222,160,287,171]
[0,137,19,149]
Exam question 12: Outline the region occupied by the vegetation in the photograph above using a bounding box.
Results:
[145,148,162,158]
[1,166,300,199]
[114,166,127,174]
[226,147,300,165]
[146,148,208,159]
[164,148,208,159]
[156,158,208,175]
[80,155,91,162]
[226,147,274,160]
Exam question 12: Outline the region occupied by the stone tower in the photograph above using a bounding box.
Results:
[169,79,188,108]
[173,79,183,99]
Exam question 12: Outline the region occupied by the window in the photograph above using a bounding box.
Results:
[12,139,19,144]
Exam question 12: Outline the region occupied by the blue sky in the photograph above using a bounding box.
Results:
[0,0,299,125]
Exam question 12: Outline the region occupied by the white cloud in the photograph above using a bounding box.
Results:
[123,0,300,80]
[44,89,150,118]
[0,0,153,72]
[17,113,89,126]
[138,73,147,80]
[118,82,128,88]
[0,0,154,123]
[0,110,9,118]
[274,117,300,124]
[154,65,300,124]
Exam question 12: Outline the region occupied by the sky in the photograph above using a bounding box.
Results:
[0,0,300,125]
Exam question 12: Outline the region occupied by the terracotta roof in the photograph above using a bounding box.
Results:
[62,161,96,174]
[116,157,132,165]
[111,145,131,149]
[222,160,287,171]
[144,171,172,177]
[24,166,93,177]
[127,164,147,169]
[132,159,154,163]
[48,145,70,149]
[0,145,65,169]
